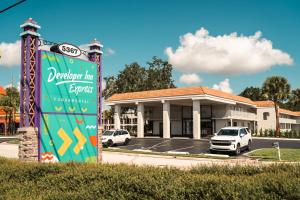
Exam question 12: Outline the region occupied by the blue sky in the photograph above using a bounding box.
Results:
[0,0,299,94]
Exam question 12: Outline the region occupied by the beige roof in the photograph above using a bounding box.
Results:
[108,86,300,117]
[279,108,300,117]
[253,100,275,107]
[108,86,253,105]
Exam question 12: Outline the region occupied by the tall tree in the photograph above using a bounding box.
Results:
[262,76,291,136]
[146,57,176,90]
[103,57,176,100]
[0,87,20,135]
[239,87,265,101]
[286,89,300,111]
[115,62,147,93]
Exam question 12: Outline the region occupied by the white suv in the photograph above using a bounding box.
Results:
[102,129,131,147]
[210,127,252,155]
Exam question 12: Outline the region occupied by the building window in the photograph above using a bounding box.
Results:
[280,123,285,129]
[263,112,269,120]
[227,121,231,126]
[233,122,237,127]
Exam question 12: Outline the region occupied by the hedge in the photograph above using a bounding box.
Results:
[253,129,300,138]
[0,158,299,200]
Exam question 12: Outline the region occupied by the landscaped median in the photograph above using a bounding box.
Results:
[248,148,300,161]
[0,157,299,199]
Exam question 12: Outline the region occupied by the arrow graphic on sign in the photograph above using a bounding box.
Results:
[58,128,72,156]
[73,127,87,154]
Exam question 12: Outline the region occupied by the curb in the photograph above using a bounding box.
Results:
[253,137,300,141]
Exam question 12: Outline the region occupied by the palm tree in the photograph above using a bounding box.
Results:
[262,76,291,136]
[0,87,20,135]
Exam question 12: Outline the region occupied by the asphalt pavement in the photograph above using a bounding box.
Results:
[113,137,300,155]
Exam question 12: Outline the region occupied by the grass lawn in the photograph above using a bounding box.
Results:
[249,148,300,161]
[5,139,20,144]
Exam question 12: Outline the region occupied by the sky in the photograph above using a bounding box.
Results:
[0,0,299,94]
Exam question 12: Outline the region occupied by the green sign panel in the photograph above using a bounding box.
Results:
[40,50,98,163]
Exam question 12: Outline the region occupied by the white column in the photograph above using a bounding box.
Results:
[193,100,201,139]
[163,101,171,138]
[137,103,144,138]
[114,104,121,129]
[230,119,233,127]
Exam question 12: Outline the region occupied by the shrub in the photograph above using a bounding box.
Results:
[0,158,299,199]
[264,129,268,137]
[292,130,297,138]
[259,128,263,137]
[254,129,258,136]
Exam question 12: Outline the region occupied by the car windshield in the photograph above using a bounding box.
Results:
[103,131,114,136]
[217,129,238,136]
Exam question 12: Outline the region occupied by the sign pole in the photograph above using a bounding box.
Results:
[88,39,103,163]
[88,39,103,126]
[20,18,41,128]
[273,142,281,161]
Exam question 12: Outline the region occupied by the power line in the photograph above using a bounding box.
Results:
[0,0,26,14]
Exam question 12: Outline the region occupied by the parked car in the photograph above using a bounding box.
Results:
[210,127,252,155]
[102,129,131,147]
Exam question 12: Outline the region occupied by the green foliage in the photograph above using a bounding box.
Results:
[262,76,291,103]
[259,128,263,137]
[254,129,258,136]
[262,76,291,135]
[239,86,265,101]
[0,86,20,135]
[264,129,268,137]
[285,89,300,111]
[103,57,176,99]
[0,158,299,200]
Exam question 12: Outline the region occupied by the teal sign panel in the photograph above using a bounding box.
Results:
[40,51,97,114]
[40,50,98,163]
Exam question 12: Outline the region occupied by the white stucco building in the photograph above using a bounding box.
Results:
[105,86,300,139]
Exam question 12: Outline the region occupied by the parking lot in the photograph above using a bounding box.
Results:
[113,137,300,155]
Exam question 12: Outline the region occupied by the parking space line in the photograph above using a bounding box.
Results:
[124,144,142,147]
[147,140,171,150]
[167,146,195,152]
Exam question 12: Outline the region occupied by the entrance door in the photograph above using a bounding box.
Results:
[159,122,163,137]
[201,120,213,137]
[183,119,193,138]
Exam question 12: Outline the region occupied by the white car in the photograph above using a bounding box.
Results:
[102,129,131,147]
[210,127,252,155]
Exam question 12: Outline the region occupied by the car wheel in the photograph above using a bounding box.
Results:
[247,140,251,151]
[235,144,241,155]
[124,138,130,145]
[106,139,113,147]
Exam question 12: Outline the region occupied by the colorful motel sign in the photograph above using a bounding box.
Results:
[40,50,98,163]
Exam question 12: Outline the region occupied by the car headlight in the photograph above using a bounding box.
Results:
[229,140,236,144]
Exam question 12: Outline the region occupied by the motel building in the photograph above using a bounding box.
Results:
[105,86,300,139]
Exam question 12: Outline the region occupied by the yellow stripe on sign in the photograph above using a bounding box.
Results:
[57,128,72,156]
[73,127,87,154]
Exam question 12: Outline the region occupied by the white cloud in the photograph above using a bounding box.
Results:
[213,78,233,94]
[0,40,21,67]
[105,48,115,56]
[165,28,293,75]
[179,73,202,85]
